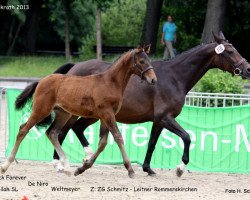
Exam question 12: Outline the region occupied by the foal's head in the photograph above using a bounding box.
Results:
[132,45,157,85]
[212,31,250,79]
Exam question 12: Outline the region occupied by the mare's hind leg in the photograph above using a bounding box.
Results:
[1,113,49,174]
[46,108,72,176]
[53,117,98,162]
[74,122,108,176]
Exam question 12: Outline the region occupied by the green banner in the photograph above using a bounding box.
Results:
[6,89,250,173]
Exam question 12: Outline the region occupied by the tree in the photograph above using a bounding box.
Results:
[24,0,44,54]
[48,0,95,60]
[93,0,115,60]
[6,0,28,55]
[201,0,226,44]
[141,0,163,54]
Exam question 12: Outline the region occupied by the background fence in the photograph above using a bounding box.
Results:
[3,88,250,173]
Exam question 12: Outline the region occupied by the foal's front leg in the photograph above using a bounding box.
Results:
[101,112,135,178]
[74,122,108,176]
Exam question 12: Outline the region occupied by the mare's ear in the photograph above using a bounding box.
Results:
[144,44,151,54]
[219,31,226,40]
[212,31,223,44]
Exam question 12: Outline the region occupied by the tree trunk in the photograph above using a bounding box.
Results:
[140,0,163,54]
[96,8,102,60]
[201,0,226,44]
[24,0,43,54]
[6,21,23,56]
[65,0,71,61]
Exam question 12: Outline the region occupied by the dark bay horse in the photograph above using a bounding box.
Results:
[50,32,250,177]
[14,32,250,178]
[1,46,157,178]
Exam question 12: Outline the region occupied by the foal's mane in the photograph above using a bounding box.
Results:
[111,49,134,66]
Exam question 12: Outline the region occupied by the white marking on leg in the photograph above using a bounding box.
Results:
[84,146,93,161]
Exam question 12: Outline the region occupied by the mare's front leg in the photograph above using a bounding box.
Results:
[74,122,108,176]
[159,116,191,177]
[142,123,163,176]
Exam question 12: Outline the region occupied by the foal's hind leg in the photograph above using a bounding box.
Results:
[46,108,72,176]
[74,122,108,176]
[1,113,48,174]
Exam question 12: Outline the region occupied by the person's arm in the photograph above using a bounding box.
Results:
[161,32,165,45]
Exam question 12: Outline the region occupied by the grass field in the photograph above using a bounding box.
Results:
[0,56,79,77]
[0,54,161,77]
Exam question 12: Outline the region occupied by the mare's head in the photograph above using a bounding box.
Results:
[212,31,250,79]
[132,44,157,85]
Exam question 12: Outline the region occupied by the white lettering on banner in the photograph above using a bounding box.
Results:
[161,130,176,148]
[132,126,148,147]
[109,124,129,145]
[20,112,250,153]
[178,130,196,150]
[68,130,74,144]
[235,124,250,152]
[201,131,218,152]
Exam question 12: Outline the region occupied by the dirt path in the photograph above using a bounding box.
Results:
[0,160,249,200]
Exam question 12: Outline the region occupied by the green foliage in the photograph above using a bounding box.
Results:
[158,0,207,53]
[101,0,146,46]
[48,0,95,45]
[194,69,244,94]
[7,0,28,23]
[93,0,117,11]
[79,35,96,60]
[79,0,146,59]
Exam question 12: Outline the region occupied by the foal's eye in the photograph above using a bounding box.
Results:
[139,60,144,64]
[228,51,234,54]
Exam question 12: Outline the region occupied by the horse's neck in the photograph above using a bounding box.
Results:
[105,52,133,93]
[172,43,216,94]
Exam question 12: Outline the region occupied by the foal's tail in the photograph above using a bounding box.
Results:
[15,63,75,127]
[15,81,39,110]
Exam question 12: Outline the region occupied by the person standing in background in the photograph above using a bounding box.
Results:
[161,15,177,60]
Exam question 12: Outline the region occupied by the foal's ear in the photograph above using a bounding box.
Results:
[212,31,223,44]
[144,44,151,54]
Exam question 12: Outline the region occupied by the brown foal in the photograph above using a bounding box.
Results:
[1,45,157,178]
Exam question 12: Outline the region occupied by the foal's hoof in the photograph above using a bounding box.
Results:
[128,171,135,179]
[176,162,186,177]
[0,166,6,174]
[74,168,84,176]
[64,170,72,177]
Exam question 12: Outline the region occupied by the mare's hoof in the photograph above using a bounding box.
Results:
[0,166,6,174]
[176,167,184,177]
[148,169,156,177]
[176,162,186,177]
[128,171,135,179]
